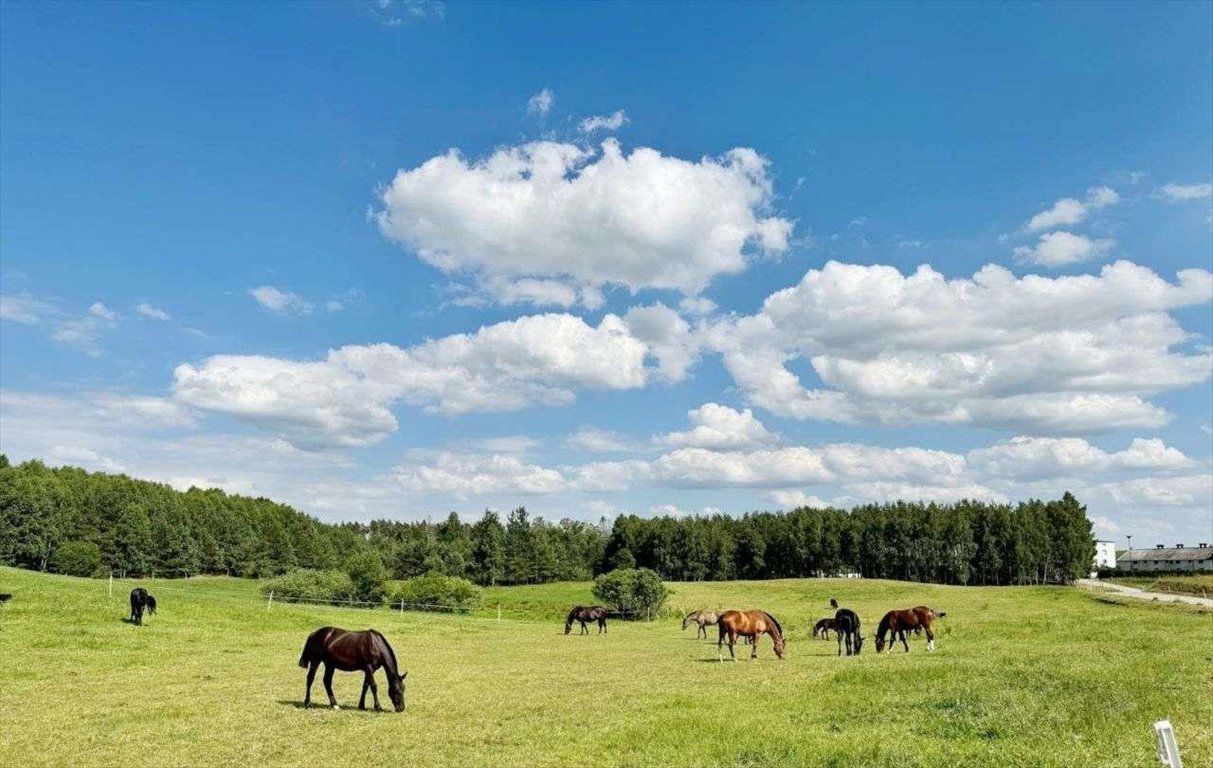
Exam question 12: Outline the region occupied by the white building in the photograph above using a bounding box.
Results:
[1093,540,1117,570]
[1118,543,1213,573]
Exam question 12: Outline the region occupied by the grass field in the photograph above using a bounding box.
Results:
[1107,574,1213,599]
[1,567,1210,768]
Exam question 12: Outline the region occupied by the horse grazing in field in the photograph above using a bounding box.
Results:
[129,587,157,626]
[875,606,946,653]
[565,606,608,635]
[717,610,786,661]
[0,593,11,604]
[812,617,837,639]
[833,607,863,656]
[682,610,720,639]
[298,627,407,712]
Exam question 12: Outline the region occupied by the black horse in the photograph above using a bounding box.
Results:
[830,599,863,656]
[298,627,407,712]
[129,587,157,626]
[564,605,608,635]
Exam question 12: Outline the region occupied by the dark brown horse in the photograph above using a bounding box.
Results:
[812,617,837,639]
[833,605,863,656]
[298,627,407,711]
[129,587,156,626]
[565,606,608,635]
[717,610,786,661]
[875,606,945,653]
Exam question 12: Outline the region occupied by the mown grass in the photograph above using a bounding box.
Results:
[1107,574,1213,599]
[1,567,1210,767]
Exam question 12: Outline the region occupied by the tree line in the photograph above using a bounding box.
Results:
[0,455,1095,585]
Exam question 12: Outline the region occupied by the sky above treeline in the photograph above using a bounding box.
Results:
[1,1,1211,545]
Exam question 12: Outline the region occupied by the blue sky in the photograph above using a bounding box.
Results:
[2,1,1211,544]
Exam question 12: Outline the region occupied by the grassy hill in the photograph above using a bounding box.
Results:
[1,567,1209,767]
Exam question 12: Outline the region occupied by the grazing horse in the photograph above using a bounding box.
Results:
[129,587,157,626]
[717,610,786,661]
[0,593,11,604]
[812,617,837,639]
[565,606,608,635]
[682,610,720,639]
[833,606,863,656]
[875,606,946,653]
[298,627,407,712]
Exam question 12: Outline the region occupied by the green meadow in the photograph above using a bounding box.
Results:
[1,566,1209,768]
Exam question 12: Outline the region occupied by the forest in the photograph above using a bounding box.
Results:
[0,455,1095,585]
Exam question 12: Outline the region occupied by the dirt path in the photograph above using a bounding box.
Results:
[1077,578,1213,608]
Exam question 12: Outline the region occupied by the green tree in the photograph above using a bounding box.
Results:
[53,540,102,576]
[346,550,388,605]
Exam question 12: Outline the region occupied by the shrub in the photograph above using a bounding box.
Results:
[388,573,483,613]
[592,567,669,620]
[346,551,388,606]
[53,540,102,577]
[259,569,357,604]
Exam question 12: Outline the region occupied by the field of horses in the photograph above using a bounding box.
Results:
[1,567,1209,768]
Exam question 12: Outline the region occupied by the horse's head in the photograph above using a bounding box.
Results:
[773,636,786,660]
[874,635,885,653]
[146,596,157,615]
[564,618,573,635]
[854,634,865,655]
[681,613,692,630]
[388,671,407,712]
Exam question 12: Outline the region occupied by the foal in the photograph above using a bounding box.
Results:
[812,617,837,639]
[682,610,719,639]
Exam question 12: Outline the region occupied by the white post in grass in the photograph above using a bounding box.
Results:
[108,571,113,599]
[1155,720,1182,767]
[399,598,404,615]
[497,604,501,623]
[267,590,274,612]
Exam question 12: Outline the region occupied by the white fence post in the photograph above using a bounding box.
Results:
[108,571,113,599]
[497,603,501,623]
[399,598,404,615]
[267,590,274,611]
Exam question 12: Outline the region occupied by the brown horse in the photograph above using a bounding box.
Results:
[874,606,946,653]
[565,606,608,635]
[812,617,837,639]
[717,610,786,661]
[298,627,407,711]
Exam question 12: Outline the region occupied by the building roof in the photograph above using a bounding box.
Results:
[1119,547,1213,563]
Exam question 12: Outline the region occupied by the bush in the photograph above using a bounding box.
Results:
[53,540,102,577]
[592,567,669,620]
[388,573,483,613]
[260,569,357,604]
[346,551,388,606]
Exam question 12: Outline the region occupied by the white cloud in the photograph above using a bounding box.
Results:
[764,490,837,508]
[843,481,1007,504]
[706,260,1213,434]
[375,139,792,305]
[567,427,636,453]
[526,88,554,117]
[578,110,628,133]
[1026,186,1119,232]
[969,436,1191,479]
[1014,231,1114,267]
[136,302,171,320]
[677,296,717,316]
[324,299,344,312]
[0,294,56,324]
[657,403,776,450]
[173,312,656,449]
[621,303,700,382]
[249,286,313,315]
[50,302,120,356]
[464,436,541,453]
[88,302,118,321]
[1159,182,1213,202]
[395,451,566,496]
[1107,475,1213,507]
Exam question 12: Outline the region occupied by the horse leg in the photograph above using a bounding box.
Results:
[359,674,369,710]
[925,626,936,652]
[304,660,319,708]
[580,620,588,635]
[717,624,725,662]
[750,634,759,660]
[323,664,339,710]
[365,668,381,711]
[600,617,607,634]
[900,628,910,653]
[729,631,738,662]
[837,632,843,656]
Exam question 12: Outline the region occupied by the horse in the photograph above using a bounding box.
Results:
[875,606,946,653]
[833,606,863,656]
[717,610,786,661]
[0,593,11,604]
[682,610,720,639]
[565,606,608,635]
[812,617,837,639]
[298,627,407,712]
[129,587,157,626]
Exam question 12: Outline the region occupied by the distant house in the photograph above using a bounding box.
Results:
[1093,540,1117,570]
[1117,543,1213,573]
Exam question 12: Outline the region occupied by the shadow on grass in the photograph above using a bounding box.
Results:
[276,700,392,713]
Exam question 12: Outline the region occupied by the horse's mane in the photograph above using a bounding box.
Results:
[761,611,783,637]
[876,611,892,639]
[370,630,398,675]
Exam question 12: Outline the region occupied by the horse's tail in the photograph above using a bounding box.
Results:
[298,627,327,668]
[934,609,947,618]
